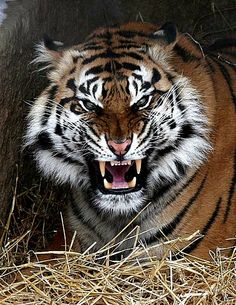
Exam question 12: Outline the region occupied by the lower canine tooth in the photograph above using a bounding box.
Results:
[99,161,106,177]
[128,177,137,188]
[135,160,142,174]
[104,178,112,189]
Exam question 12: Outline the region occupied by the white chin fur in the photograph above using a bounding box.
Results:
[93,190,146,215]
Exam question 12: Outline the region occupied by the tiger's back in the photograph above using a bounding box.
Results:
[26,22,236,259]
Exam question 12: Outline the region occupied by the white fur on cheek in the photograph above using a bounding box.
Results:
[35,150,90,188]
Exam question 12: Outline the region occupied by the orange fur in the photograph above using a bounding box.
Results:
[32,22,236,259]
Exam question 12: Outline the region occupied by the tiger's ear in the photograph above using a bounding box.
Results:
[33,35,64,70]
[153,22,178,48]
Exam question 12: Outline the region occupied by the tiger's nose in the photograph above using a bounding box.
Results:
[107,138,131,155]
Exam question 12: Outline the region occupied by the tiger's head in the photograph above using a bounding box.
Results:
[26,22,211,214]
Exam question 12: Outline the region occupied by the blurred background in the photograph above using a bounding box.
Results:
[0,0,235,258]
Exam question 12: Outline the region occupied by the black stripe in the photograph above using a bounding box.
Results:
[60,97,73,106]
[142,170,199,223]
[85,65,104,76]
[86,76,99,92]
[125,82,130,95]
[79,84,89,95]
[174,44,199,62]
[175,86,186,111]
[132,80,138,95]
[145,175,207,245]
[86,132,103,151]
[82,51,144,66]
[70,197,106,243]
[174,160,186,176]
[55,97,74,135]
[97,31,113,44]
[67,79,77,93]
[132,73,143,81]
[155,145,175,158]
[104,62,113,73]
[179,123,195,138]
[92,84,98,98]
[82,51,122,65]
[70,67,76,74]
[122,62,140,71]
[55,123,62,136]
[117,30,157,40]
[135,124,152,148]
[113,61,123,71]
[113,43,140,50]
[37,131,53,150]
[83,45,104,51]
[118,39,138,44]
[125,52,143,61]
[102,83,108,99]
[73,56,82,64]
[209,55,236,107]
[169,119,177,129]
[205,57,215,73]
[103,77,113,83]
[41,85,58,126]
[182,197,222,255]
[223,151,236,222]
[151,123,196,163]
[141,82,151,91]
[151,68,161,84]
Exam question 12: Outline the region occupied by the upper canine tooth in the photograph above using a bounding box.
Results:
[135,159,142,174]
[99,161,106,177]
[128,177,137,188]
[104,178,112,189]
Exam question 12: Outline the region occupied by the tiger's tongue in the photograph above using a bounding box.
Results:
[106,164,130,189]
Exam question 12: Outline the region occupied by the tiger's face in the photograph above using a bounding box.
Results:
[26,23,210,214]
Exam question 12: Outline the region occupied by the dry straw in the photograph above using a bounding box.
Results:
[1,228,236,305]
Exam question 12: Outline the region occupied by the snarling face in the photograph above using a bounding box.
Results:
[26,23,210,214]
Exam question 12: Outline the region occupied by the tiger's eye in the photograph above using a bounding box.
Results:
[136,96,149,108]
[82,100,97,111]
[132,96,150,112]
[71,103,83,114]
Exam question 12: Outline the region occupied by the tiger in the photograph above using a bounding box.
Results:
[25,22,236,260]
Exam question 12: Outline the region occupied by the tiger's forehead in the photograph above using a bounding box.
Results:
[74,64,157,106]
[57,23,173,107]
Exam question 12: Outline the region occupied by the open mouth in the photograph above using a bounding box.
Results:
[90,159,146,194]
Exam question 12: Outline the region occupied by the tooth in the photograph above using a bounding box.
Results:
[135,160,142,174]
[127,160,131,165]
[104,178,112,189]
[99,161,106,177]
[128,177,137,188]
[110,161,115,166]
